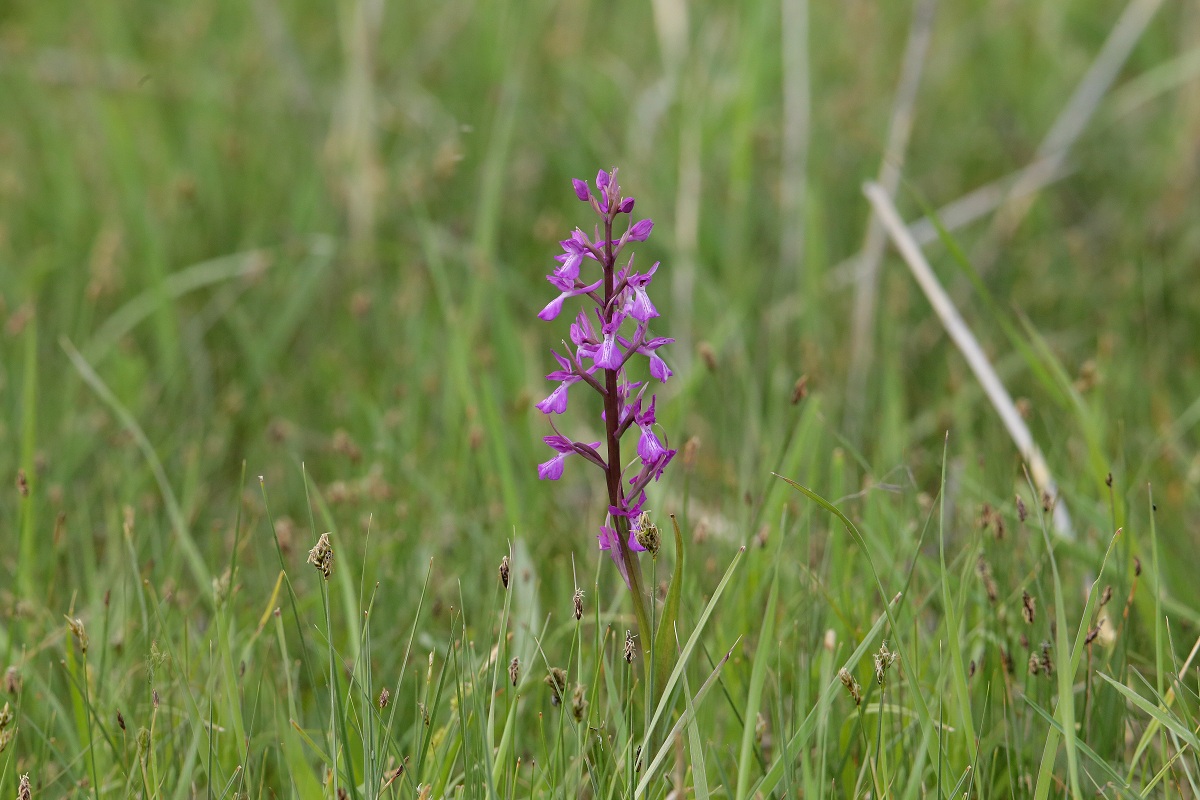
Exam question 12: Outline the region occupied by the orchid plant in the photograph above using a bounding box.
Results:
[535,168,675,646]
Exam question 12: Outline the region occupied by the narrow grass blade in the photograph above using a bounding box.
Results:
[61,336,213,599]
[750,592,901,798]
[652,516,685,705]
[734,560,777,800]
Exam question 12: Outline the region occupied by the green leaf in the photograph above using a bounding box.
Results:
[652,516,686,704]
[735,562,777,800]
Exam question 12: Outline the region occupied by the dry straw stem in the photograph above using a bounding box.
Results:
[971,0,1164,271]
[845,0,939,441]
[830,0,1165,293]
[862,180,1074,539]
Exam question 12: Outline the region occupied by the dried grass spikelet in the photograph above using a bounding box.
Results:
[838,668,862,705]
[623,630,636,664]
[634,512,660,556]
[498,555,511,589]
[572,588,584,621]
[66,616,89,654]
[570,683,588,722]
[975,556,998,603]
[874,641,899,686]
[509,657,520,687]
[18,773,31,800]
[307,532,334,579]
[544,667,567,706]
[3,666,20,695]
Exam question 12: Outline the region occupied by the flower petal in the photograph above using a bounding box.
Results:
[537,453,566,480]
[572,178,590,202]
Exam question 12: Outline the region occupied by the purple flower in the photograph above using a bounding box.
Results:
[592,314,625,370]
[533,167,676,594]
[596,169,611,211]
[597,525,632,588]
[638,335,674,382]
[628,218,653,242]
[535,351,582,414]
[539,276,602,321]
[626,261,659,321]
[553,229,595,282]
[537,435,600,480]
[635,398,667,463]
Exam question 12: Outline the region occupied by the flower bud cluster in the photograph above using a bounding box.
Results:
[535,169,675,588]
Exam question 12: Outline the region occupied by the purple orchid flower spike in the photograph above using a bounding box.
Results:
[532,168,676,627]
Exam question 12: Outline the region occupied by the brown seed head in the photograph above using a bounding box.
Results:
[791,374,808,404]
[682,436,701,471]
[623,630,636,665]
[18,773,30,800]
[1099,585,1113,607]
[634,512,660,556]
[1015,494,1027,523]
[837,668,862,705]
[976,557,998,603]
[572,588,584,621]
[0,702,11,729]
[16,469,28,498]
[306,532,334,579]
[4,666,20,695]
[66,617,89,654]
[499,555,511,589]
[544,667,567,706]
[1085,622,1103,646]
[1021,591,1036,625]
[1039,641,1054,676]
[874,641,899,686]
[379,687,391,709]
[1134,557,1142,577]
[571,683,588,722]
[509,657,520,687]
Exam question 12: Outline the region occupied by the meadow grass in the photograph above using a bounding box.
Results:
[2,0,1200,796]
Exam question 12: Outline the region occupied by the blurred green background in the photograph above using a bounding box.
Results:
[2,0,1199,662]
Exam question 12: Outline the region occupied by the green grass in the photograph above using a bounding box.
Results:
[2,0,1200,796]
